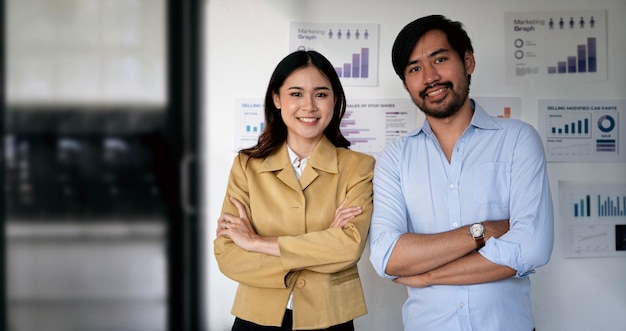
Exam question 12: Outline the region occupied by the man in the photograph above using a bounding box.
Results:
[369,15,554,331]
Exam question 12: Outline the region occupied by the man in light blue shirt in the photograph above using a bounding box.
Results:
[369,15,554,331]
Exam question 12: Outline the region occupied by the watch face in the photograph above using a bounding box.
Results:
[470,224,484,237]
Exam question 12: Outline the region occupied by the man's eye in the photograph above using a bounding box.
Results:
[435,57,446,63]
[409,66,421,73]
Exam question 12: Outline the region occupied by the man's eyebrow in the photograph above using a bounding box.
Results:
[406,48,450,67]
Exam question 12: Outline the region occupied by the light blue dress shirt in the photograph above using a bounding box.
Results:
[369,100,554,331]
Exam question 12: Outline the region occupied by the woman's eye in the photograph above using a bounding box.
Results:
[315,93,328,98]
[290,92,301,97]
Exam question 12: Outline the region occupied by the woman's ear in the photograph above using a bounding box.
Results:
[272,93,281,110]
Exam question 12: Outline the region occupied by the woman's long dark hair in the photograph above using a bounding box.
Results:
[240,50,350,158]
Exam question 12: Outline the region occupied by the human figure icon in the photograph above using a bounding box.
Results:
[328,29,333,39]
[569,17,575,29]
[590,16,595,28]
[549,18,554,29]
[559,17,564,29]
[579,17,585,29]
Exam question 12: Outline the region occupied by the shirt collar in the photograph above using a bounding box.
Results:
[259,136,338,174]
[287,144,309,168]
[410,98,502,137]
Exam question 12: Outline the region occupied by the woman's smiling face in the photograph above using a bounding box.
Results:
[273,65,335,147]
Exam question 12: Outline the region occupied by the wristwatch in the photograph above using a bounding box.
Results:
[468,223,485,249]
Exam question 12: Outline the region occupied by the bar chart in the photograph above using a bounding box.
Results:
[497,107,511,119]
[505,9,607,83]
[289,22,379,86]
[573,193,626,217]
[244,122,264,134]
[539,99,624,162]
[340,109,376,147]
[547,37,597,74]
[560,181,626,257]
[472,97,521,119]
[335,48,369,79]
[547,113,591,138]
[340,99,418,155]
[234,98,265,150]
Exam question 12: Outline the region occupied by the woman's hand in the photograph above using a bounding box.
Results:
[216,196,259,250]
[329,197,362,229]
[216,196,280,256]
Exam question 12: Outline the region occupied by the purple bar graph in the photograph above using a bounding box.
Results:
[588,37,597,72]
[568,56,577,73]
[577,45,587,72]
[548,37,597,74]
[334,48,370,79]
[352,54,360,78]
[361,48,369,78]
[343,63,351,78]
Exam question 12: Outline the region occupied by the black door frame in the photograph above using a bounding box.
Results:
[0,0,6,326]
[166,0,204,330]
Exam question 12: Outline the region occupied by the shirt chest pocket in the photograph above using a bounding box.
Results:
[472,162,510,204]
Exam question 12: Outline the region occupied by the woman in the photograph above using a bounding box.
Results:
[214,50,375,331]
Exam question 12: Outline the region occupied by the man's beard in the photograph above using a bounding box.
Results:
[413,81,470,119]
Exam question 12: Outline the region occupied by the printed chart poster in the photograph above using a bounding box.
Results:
[344,98,420,156]
[289,22,379,87]
[234,98,265,151]
[473,97,522,119]
[505,10,607,83]
[233,98,419,156]
[538,99,626,163]
[559,181,626,258]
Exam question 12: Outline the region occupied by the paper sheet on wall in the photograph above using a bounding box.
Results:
[559,181,626,258]
[538,99,626,162]
[504,10,607,83]
[343,98,419,156]
[472,97,522,119]
[289,22,379,87]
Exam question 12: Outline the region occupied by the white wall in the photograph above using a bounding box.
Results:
[203,1,626,330]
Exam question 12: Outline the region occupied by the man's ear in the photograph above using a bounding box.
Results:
[464,50,476,75]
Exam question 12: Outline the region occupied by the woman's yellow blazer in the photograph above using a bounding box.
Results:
[214,136,375,330]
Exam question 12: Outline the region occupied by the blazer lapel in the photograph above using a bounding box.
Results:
[258,138,339,192]
[259,143,302,193]
[300,137,338,190]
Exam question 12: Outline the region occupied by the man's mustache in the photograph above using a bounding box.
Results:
[419,82,452,99]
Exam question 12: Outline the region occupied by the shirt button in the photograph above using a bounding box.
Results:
[453,223,459,228]
[296,279,306,288]
[459,302,465,308]
[449,184,455,189]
